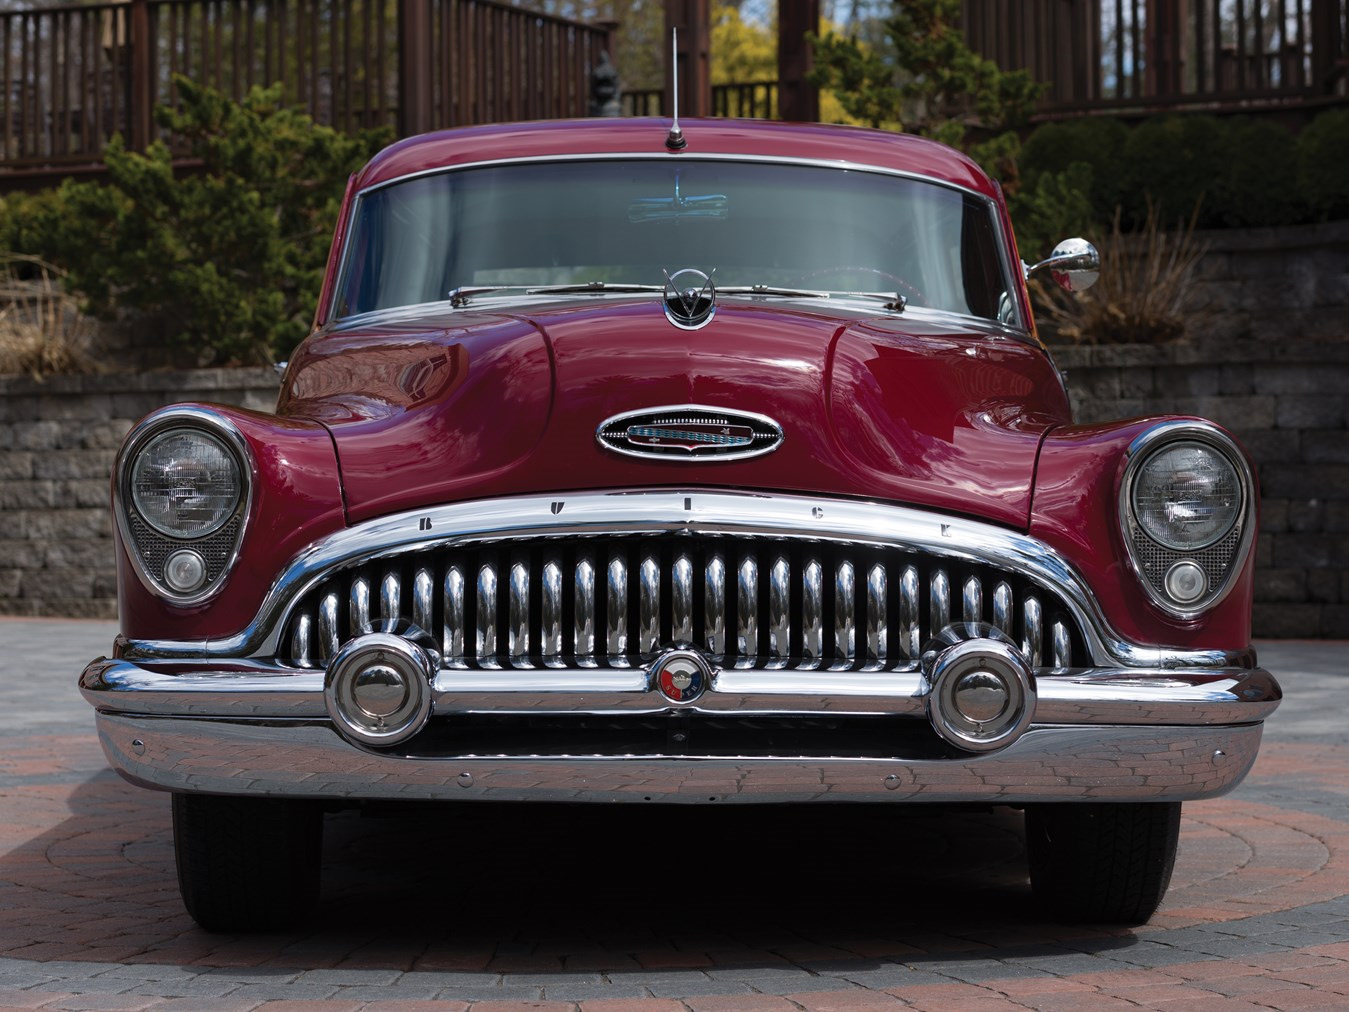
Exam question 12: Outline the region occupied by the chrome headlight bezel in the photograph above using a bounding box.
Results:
[1119,422,1255,621]
[115,408,254,605]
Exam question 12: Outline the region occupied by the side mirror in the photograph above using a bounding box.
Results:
[1025,238,1100,293]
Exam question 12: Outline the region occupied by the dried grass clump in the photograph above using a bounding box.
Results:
[0,254,96,378]
[1035,202,1207,345]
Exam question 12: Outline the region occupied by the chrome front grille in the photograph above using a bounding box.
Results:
[282,535,1082,672]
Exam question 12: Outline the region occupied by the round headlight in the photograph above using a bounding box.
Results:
[130,428,242,538]
[1132,441,1241,550]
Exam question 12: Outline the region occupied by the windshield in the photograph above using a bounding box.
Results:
[335,158,1018,324]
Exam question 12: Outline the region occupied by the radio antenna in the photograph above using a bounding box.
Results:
[666,28,686,150]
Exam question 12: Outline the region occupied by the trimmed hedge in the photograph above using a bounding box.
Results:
[1018,106,1349,233]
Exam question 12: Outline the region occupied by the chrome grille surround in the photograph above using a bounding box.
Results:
[158,486,1175,675]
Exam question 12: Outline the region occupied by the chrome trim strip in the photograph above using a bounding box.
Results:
[83,656,1280,727]
[94,712,1265,805]
[120,489,1254,670]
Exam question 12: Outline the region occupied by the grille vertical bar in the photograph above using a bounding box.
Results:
[509,561,531,668]
[444,565,466,667]
[576,556,597,667]
[380,572,400,631]
[672,554,693,645]
[737,554,759,669]
[351,576,372,636]
[542,561,563,668]
[832,560,855,670]
[899,565,920,660]
[930,570,950,640]
[607,556,628,666]
[477,563,499,669]
[705,554,726,660]
[768,556,790,669]
[639,556,660,658]
[864,562,886,671]
[413,569,433,634]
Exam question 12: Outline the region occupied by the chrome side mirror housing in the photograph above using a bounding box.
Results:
[1025,238,1100,293]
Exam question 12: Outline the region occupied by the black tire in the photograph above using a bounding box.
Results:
[1026,801,1181,924]
[172,793,323,932]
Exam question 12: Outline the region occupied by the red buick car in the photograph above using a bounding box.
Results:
[81,117,1279,930]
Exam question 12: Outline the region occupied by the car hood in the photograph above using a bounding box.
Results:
[280,298,1072,530]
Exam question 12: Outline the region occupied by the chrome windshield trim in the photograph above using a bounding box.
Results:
[123,487,1252,671]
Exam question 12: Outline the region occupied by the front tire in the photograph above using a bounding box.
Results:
[1026,802,1181,924]
[172,793,323,932]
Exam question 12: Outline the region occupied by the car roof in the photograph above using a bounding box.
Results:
[351,118,1001,199]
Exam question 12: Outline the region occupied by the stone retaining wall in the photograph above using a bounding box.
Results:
[0,369,278,618]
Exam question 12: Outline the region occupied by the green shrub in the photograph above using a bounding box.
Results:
[1210,118,1302,228]
[2,77,389,365]
[1297,106,1349,221]
[1018,117,1129,224]
[1119,115,1228,229]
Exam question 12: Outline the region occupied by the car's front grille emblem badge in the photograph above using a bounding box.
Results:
[663,267,716,329]
[596,405,784,461]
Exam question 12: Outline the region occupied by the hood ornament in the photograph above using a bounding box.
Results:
[663,267,716,330]
[596,405,784,462]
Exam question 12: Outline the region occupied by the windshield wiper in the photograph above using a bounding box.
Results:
[448,281,664,307]
[718,285,906,312]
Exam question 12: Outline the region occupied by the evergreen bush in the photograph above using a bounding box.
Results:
[1297,107,1349,221]
[2,77,389,366]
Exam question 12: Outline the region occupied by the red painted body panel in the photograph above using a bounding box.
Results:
[1029,419,1256,651]
[115,408,347,643]
[280,300,1071,533]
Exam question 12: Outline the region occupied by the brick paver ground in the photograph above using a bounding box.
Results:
[1,617,1345,1010]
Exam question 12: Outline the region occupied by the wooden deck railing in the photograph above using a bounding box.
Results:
[0,0,609,173]
[963,0,1347,117]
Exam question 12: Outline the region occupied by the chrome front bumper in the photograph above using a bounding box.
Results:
[82,656,1279,804]
[84,489,1280,805]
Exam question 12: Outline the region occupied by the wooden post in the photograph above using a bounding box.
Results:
[128,0,151,151]
[398,0,432,137]
[664,0,710,118]
[778,0,819,122]
[1310,0,1344,94]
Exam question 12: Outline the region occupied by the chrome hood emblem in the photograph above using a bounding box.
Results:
[596,405,784,462]
[663,267,716,329]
